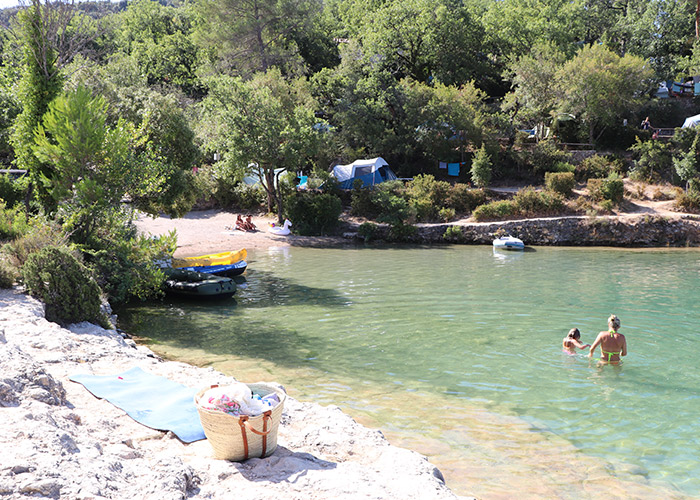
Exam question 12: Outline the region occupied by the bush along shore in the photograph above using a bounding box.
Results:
[0,288,470,500]
[345,214,700,247]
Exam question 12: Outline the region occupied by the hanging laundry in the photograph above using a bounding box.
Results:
[439,161,447,169]
[447,163,460,176]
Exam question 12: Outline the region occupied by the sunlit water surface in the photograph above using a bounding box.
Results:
[117,245,700,499]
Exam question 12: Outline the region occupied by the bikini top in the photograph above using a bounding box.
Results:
[602,330,622,360]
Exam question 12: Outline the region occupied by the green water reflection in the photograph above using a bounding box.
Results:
[117,245,700,499]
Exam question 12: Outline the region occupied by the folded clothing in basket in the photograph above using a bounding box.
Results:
[199,382,281,416]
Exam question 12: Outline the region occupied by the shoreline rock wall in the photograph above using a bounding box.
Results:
[0,289,468,500]
[348,215,700,247]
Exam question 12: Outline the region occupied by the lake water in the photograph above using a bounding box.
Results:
[117,245,700,499]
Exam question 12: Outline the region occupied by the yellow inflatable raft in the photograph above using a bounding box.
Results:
[172,248,247,269]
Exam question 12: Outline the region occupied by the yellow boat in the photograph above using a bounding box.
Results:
[172,248,247,269]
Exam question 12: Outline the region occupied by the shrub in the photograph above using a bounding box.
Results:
[587,174,624,204]
[22,246,109,327]
[85,232,174,304]
[284,191,343,235]
[447,184,487,213]
[0,202,33,241]
[2,220,68,269]
[0,258,16,288]
[350,179,377,218]
[472,200,516,221]
[550,161,575,173]
[406,174,451,222]
[628,138,674,183]
[443,225,464,242]
[439,207,456,222]
[545,172,575,196]
[675,189,700,212]
[575,155,624,182]
[512,187,564,215]
[470,145,492,187]
[357,222,378,242]
[0,173,29,209]
[387,221,416,241]
[530,140,572,174]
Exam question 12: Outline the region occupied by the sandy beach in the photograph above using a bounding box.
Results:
[134,210,352,258]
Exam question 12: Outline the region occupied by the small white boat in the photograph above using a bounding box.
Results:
[492,235,525,251]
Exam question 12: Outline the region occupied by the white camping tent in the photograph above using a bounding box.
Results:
[331,157,397,189]
[683,114,700,128]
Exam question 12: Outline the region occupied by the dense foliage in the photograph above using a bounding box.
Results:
[3,0,700,311]
[22,246,109,327]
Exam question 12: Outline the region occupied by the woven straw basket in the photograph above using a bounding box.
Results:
[195,383,286,461]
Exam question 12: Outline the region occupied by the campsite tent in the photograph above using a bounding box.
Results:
[331,157,398,189]
[683,114,700,128]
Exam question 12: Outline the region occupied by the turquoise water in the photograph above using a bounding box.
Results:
[117,245,700,499]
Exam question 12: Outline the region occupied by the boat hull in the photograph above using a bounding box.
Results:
[162,268,236,298]
[493,237,525,251]
[181,260,247,277]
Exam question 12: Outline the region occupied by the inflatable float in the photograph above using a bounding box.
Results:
[268,219,292,236]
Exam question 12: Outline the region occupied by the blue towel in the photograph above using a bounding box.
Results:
[447,163,460,176]
[70,367,206,443]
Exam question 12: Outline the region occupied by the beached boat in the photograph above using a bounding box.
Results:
[172,248,247,269]
[162,268,236,298]
[492,235,525,251]
[180,260,248,277]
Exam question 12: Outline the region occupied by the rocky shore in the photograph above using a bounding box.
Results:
[0,288,469,500]
[382,214,700,247]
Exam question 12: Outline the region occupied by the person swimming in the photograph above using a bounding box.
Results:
[562,328,590,354]
[588,314,627,364]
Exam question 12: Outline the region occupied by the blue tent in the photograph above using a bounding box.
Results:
[331,157,398,189]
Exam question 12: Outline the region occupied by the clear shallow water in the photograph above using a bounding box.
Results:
[117,245,700,499]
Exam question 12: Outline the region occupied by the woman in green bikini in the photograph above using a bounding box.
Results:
[588,314,627,364]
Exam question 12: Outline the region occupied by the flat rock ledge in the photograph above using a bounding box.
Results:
[0,288,469,500]
[339,214,700,247]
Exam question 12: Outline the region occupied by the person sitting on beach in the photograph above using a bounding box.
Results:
[588,314,627,364]
[234,215,245,231]
[244,216,257,232]
[562,328,590,354]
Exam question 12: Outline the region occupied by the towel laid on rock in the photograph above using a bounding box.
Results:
[70,366,205,443]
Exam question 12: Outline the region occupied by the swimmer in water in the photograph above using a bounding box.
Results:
[588,314,627,364]
[562,328,590,354]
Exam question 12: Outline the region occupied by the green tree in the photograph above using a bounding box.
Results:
[32,86,196,243]
[674,129,700,191]
[357,0,488,86]
[194,0,319,77]
[10,0,63,207]
[503,42,567,130]
[199,69,320,220]
[114,0,200,95]
[402,79,487,163]
[9,0,104,209]
[470,145,492,188]
[556,44,653,143]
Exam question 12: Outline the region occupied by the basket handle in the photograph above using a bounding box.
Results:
[238,410,273,459]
